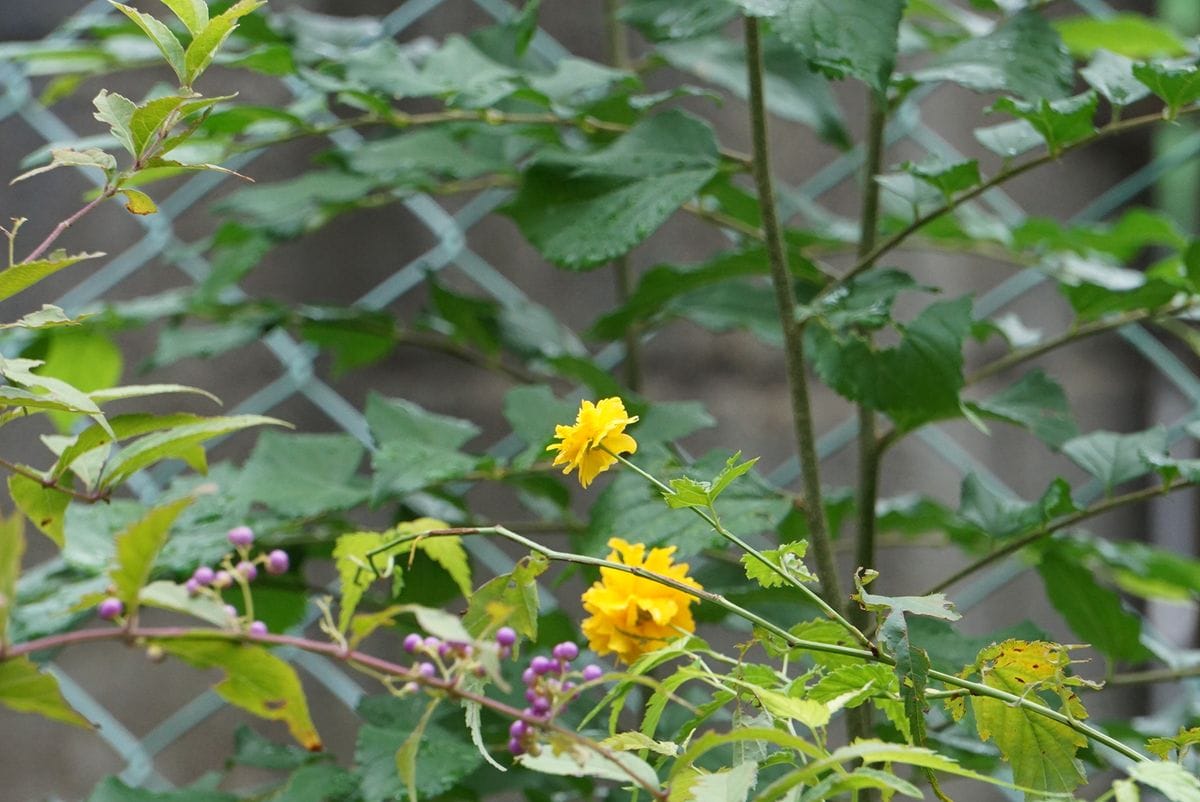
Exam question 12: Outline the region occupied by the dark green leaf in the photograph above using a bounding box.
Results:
[1080,50,1153,107]
[504,111,719,269]
[991,92,1098,156]
[1133,62,1200,119]
[367,395,481,501]
[1037,545,1151,661]
[463,552,547,640]
[773,0,905,93]
[969,370,1078,449]
[913,11,1073,101]
[620,0,737,41]
[232,724,320,770]
[237,431,367,517]
[85,777,237,802]
[1062,427,1168,492]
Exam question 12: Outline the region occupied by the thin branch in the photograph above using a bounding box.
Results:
[744,16,844,612]
[0,456,105,503]
[820,103,1200,301]
[6,625,667,799]
[1107,663,1200,687]
[923,481,1187,596]
[21,192,113,264]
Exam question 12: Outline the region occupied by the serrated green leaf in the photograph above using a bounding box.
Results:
[110,498,192,613]
[1133,62,1200,119]
[913,11,1073,101]
[905,157,981,199]
[129,95,187,158]
[0,655,90,728]
[367,395,480,501]
[1037,546,1151,662]
[1062,426,1168,492]
[808,662,897,709]
[108,4,186,85]
[463,553,547,640]
[604,730,680,757]
[10,147,117,184]
[852,569,960,620]
[974,118,1044,159]
[98,414,287,490]
[993,92,1098,156]
[0,250,103,303]
[504,110,719,269]
[772,0,904,93]
[161,640,321,751]
[670,761,757,802]
[620,0,737,42]
[237,431,366,517]
[85,777,238,802]
[0,510,25,645]
[396,699,440,802]
[334,531,388,633]
[159,0,209,35]
[184,0,265,85]
[414,531,471,598]
[969,369,1078,448]
[1128,762,1200,802]
[808,297,973,432]
[1055,14,1189,59]
[1081,50,1153,107]
[8,474,71,547]
[1146,727,1200,760]
[741,541,816,589]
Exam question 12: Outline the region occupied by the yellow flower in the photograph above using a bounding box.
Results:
[580,538,702,664]
[546,397,638,489]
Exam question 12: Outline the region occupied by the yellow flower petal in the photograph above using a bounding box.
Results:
[546,397,638,488]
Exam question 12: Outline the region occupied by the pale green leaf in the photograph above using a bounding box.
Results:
[1062,426,1168,492]
[0,656,91,728]
[159,0,209,35]
[184,0,265,85]
[0,251,103,304]
[0,509,25,645]
[160,640,322,751]
[0,305,79,330]
[89,383,220,405]
[334,531,387,633]
[517,740,660,787]
[107,4,186,85]
[37,327,123,433]
[110,498,192,613]
[670,761,757,802]
[741,541,816,589]
[1055,13,1188,59]
[1081,50,1153,107]
[852,569,960,620]
[462,553,547,640]
[138,580,230,626]
[603,731,680,757]
[8,474,71,547]
[236,431,366,517]
[10,147,116,184]
[969,369,1078,448]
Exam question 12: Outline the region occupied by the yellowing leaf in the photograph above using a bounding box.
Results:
[0,656,91,728]
[123,189,158,215]
[7,474,70,547]
[110,498,193,613]
[0,510,25,645]
[161,640,321,751]
[334,530,388,633]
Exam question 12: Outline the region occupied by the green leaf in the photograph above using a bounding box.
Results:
[0,250,103,304]
[1081,50,1153,107]
[108,4,186,85]
[772,0,905,93]
[1128,762,1200,802]
[85,777,238,802]
[656,34,848,148]
[620,0,736,42]
[1146,727,1200,760]
[395,699,440,802]
[159,0,209,35]
[518,740,660,787]
[236,431,366,517]
[0,304,79,330]
[334,531,389,633]
[913,11,1072,101]
[974,119,1044,159]
[880,611,934,750]
[367,395,480,501]
[992,92,1098,156]
[1037,545,1151,662]
[852,569,960,621]
[110,498,192,614]
[184,0,265,85]
[463,552,547,640]
[35,327,123,433]
[904,157,982,200]
[8,474,71,547]
[741,541,817,589]
[50,412,207,485]
[1054,14,1188,59]
[0,656,90,728]
[414,530,471,598]
[0,510,25,645]
[138,580,230,626]
[232,724,319,770]
[98,414,287,490]
[1133,62,1200,119]
[969,369,1078,448]
[670,761,757,802]
[504,110,719,269]
[1062,426,1168,492]
[354,695,482,802]
[808,297,973,432]
[161,640,322,751]
[10,147,117,184]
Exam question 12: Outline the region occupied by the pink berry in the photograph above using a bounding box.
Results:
[248,620,268,636]
[530,656,552,675]
[236,561,257,582]
[185,578,201,596]
[227,526,254,548]
[97,597,123,620]
[403,634,423,653]
[192,566,215,585]
[552,642,579,662]
[508,737,524,756]
[522,667,536,685]
[510,720,528,738]
[265,549,289,575]
[582,665,603,682]
[496,627,517,647]
[417,662,436,679]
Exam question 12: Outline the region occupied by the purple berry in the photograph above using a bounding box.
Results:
[509,720,528,738]
[227,525,254,548]
[546,659,562,674]
[531,696,551,715]
[552,642,579,662]
[525,688,539,704]
[403,633,423,653]
[249,620,268,636]
[192,566,215,585]
[236,561,258,582]
[499,645,512,659]
[438,641,452,658]
[582,665,603,682]
[265,549,289,575]
[185,578,201,596]
[417,662,436,679]
[496,627,517,647]
[97,597,123,620]
[521,667,536,685]
[423,636,441,652]
[530,656,553,675]
[508,737,525,756]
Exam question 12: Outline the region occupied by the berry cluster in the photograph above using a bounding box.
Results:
[509,639,603,757]
[401,631,482,693]
[98,525,290,635]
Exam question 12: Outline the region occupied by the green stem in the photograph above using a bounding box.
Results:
[1107,663,1200,686]
[610,451,873,651]
[923,481,1185,596]
[371,525,1147,764]
[743,16,843,611]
